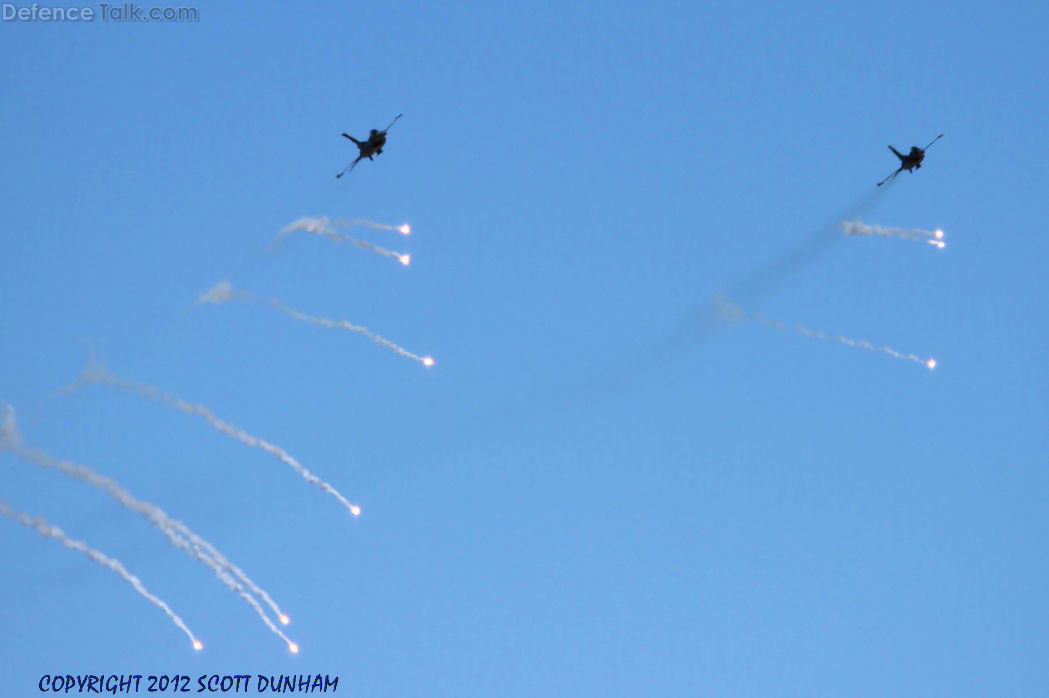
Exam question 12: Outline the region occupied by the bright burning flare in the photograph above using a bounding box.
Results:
[926,359,937,370]
[422,357,435,367]
[399,254,411,266]
[399,224,411,235]
[193,640,203,651]
[289,642,300,654]
[279,614,290,625]
[349,505,361,517]
[935,229,944,239]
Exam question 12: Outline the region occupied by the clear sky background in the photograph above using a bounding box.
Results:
[2,1,1047,695]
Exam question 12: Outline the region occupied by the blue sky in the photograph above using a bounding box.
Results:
[2,1,1047,695]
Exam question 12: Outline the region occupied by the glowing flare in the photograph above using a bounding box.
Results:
[926,359,937,370]
[422,357,435,367]
[935,229,944,239]
[399,254,411,266]
[349,505,361,517]
[399,224,411,235]
[289,642,300,654]
[193,640,203,651]
[279,614,290,625]
[937,241,945,249]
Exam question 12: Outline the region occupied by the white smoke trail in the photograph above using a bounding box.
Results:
[716,297,936,369]
[752,316,936,368]
[281,215,410,237]
[197,281,435,367]
[195,280,246,306]
[268,298,435,366]
[0,501,202,650]
[0,405,293,632]
[843,219,945,249]
[332,217,411,236]
[279,216,411,265]
[208,561,298,653]
[1,404,18,447]
[68,365,361,519]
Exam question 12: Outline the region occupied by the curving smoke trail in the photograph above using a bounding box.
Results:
[195,280,245,306]
[0,405,294,636]
[266,298,434,366]
[280,215,410,237]
[715,297,936,369]
[279,216,411,265]
[65,365,362,519]
[843,219,945,248]
[1,404,18,448]
[197,280,435,367]
[207,561,299,653]
[0,500,202,650]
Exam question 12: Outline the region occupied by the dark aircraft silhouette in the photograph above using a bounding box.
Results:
[336,114,403,178]
[877,134,943,186]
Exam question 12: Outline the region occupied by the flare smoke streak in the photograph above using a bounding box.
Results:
[1,500,201,649]
[279,216,410,265]
[1,405,292,639]
[268,298,433,365]
[197,281,434,367]
[717,298,935,369]
[843,219,945,248]
[68,365,361,518]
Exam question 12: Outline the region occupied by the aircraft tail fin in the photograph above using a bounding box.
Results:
[888,145,905,161]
